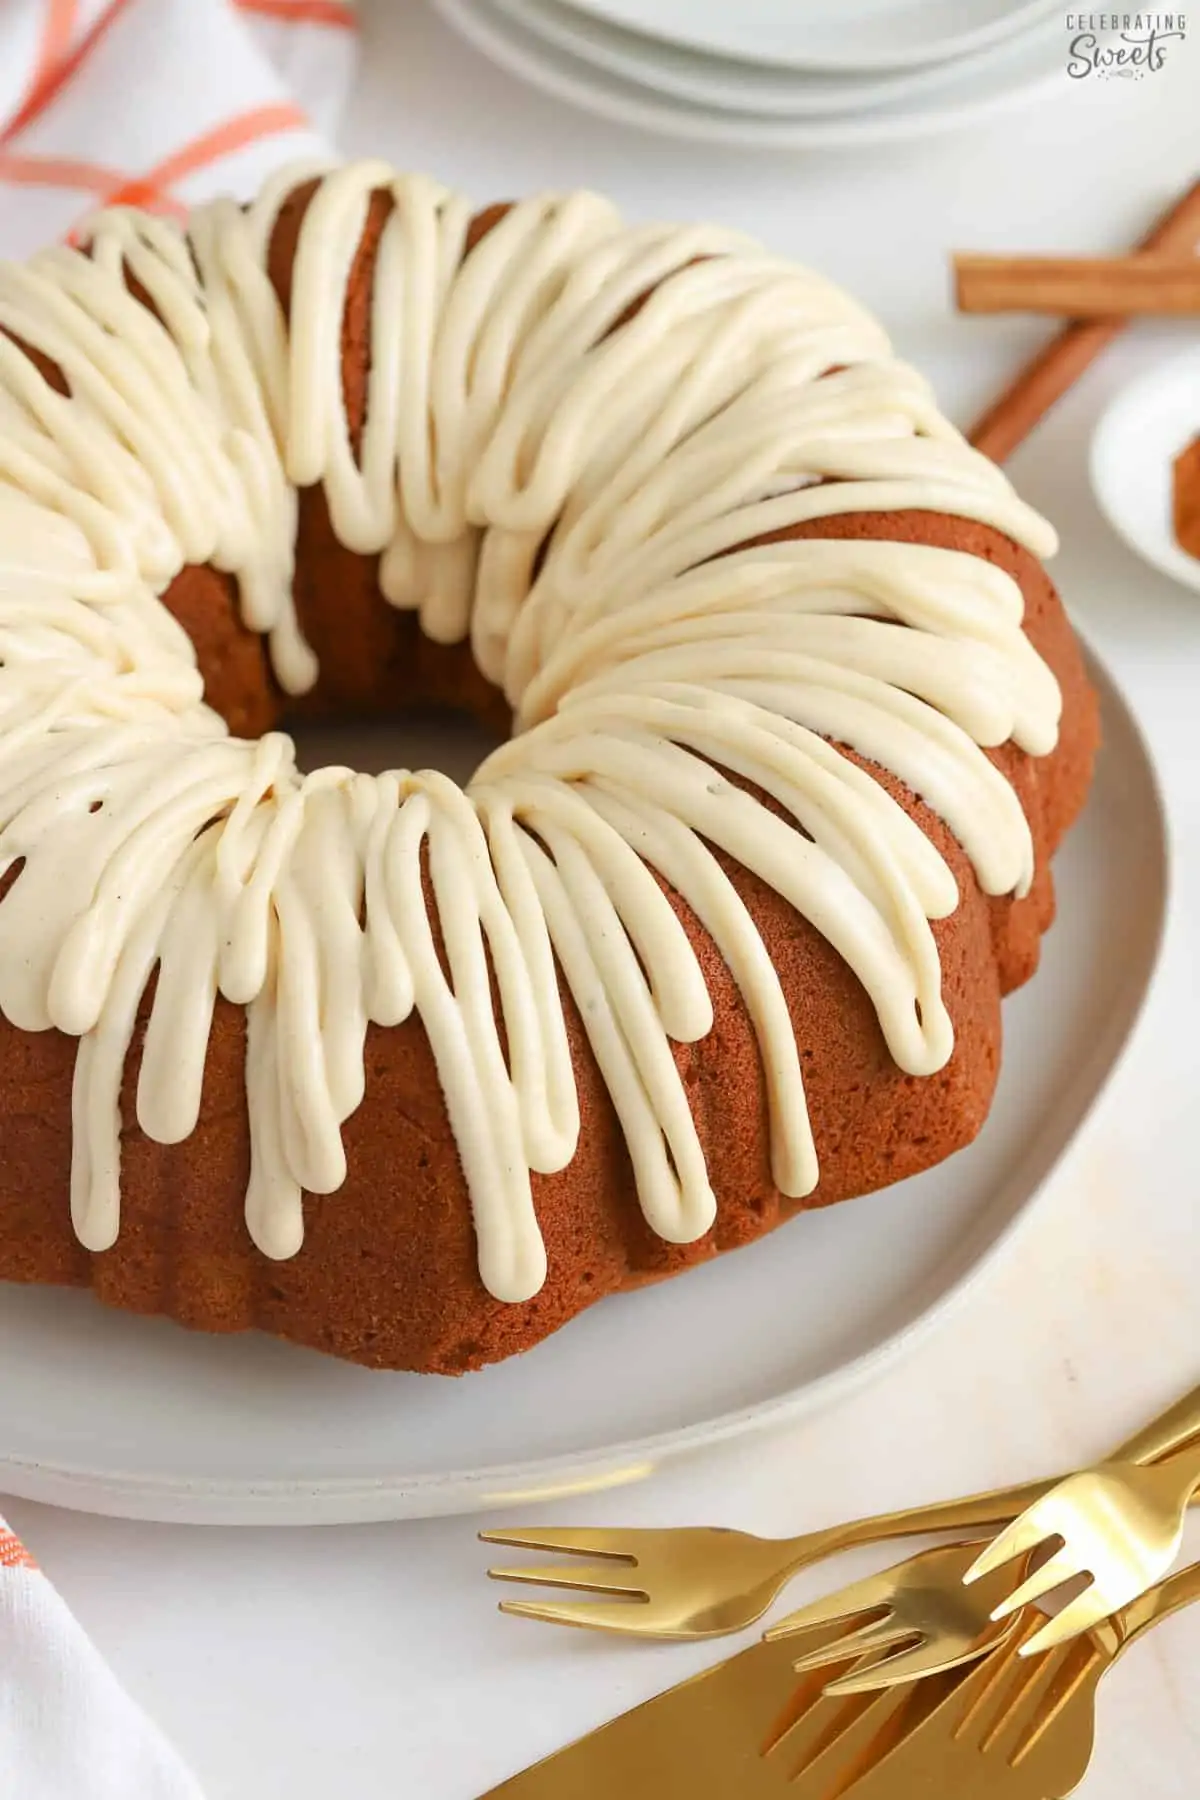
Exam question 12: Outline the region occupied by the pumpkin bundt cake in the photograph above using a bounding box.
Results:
[0,160,1098,1373]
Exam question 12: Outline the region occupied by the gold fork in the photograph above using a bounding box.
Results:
[765,1539,1022,1692]
[770,1484,1200,1699]
[771,1560,1200,1800]
[964,1430,1200,1656]
[483,1381,1200,1640]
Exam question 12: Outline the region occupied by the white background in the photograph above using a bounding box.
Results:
[7,4,1200,1795]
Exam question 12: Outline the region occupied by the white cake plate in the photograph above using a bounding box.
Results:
[430,0,1064,150]
[1090,348,1200,599]
[554,0,1060,76]
[0,645,1167,1525]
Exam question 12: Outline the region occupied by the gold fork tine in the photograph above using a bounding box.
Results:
[479,1526,639,1562]
[771,1682,914,1790]
[964,1514,1060,1584]
[954,1613,1041,1730]
[763,1566,902,1643]
[788,1614,910,1677]
[956,1613,1051,1747]
[485,1560,649,1597]
[1015,1588,1113,1660]
[975,1635,1084,1762]
[497,1594,654,1632]
[989,1545,1088,1621]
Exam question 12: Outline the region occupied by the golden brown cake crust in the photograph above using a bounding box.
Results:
[0,188,1100,1373]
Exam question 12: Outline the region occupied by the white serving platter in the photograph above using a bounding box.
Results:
[0,647,1167,1525]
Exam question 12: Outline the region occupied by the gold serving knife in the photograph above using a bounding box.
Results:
[479,1617,845,1798]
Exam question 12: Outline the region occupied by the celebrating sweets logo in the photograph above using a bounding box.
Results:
[1065,11,1187,76]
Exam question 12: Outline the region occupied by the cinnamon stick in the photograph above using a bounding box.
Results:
[957,252,1200,318]
[967,179,1200,463]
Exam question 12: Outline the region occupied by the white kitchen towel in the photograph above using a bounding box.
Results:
[0,6,358,1792]
[0,1517,203,1796]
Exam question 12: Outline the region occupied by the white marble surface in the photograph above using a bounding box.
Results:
[6,6,1200,1795]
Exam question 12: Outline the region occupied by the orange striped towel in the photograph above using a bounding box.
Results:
[0,1508,206,1795]
[0,0,359,257]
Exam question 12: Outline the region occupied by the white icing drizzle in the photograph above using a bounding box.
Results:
[0,162,1063,1303]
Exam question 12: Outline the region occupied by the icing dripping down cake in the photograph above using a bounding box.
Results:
[0,161,1098,1371]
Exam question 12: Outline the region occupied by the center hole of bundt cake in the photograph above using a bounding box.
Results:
[286,703,506,783]
[168,558,512,781]
[277,610,511,779]
[274,493,513,778]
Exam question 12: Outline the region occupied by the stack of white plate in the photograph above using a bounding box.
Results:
[430,0,1070,146]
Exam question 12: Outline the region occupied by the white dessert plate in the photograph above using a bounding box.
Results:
[556,0,1060,75]
[1090,347,1200,597]
[431,0,1065,148]
[0,646,1168,1525]
[491,0,1061,118]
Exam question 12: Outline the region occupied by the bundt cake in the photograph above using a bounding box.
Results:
[0,159,1098,1373]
